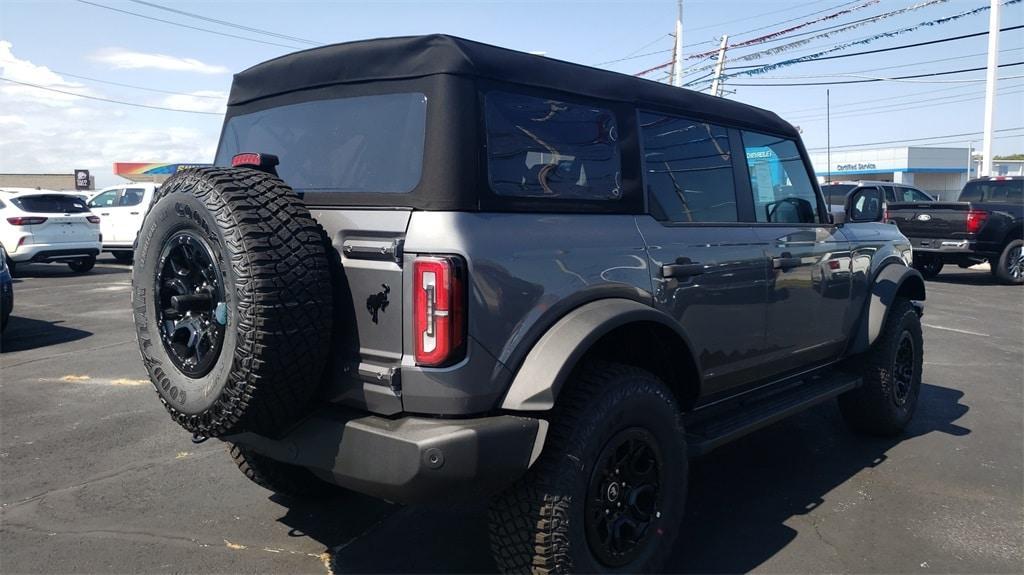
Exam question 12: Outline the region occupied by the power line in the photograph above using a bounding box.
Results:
[727,61,1024,86]
[775,79,1024,115]
[729,24,1024,69]
[125,0,320,46]
[594,34,672,66]
[51,70,226,99]
[0,76,223,115]
[73,0,304,50]
[788,87,1024,123]
[805,127,1024,152]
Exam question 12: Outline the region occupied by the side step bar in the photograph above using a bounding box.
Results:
[685,371,861,457]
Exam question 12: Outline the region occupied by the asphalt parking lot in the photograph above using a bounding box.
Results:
[1,257,1021,574]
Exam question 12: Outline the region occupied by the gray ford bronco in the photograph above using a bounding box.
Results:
[133,35,926,573]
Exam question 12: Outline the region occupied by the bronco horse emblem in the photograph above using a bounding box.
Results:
[366,284,390,324]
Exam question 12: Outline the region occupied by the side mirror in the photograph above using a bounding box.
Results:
[845,187,884,223]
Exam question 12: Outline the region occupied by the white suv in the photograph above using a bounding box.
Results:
[0,188,102,274]
[88,183,159,263]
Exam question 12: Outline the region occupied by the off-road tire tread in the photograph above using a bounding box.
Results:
[488,362,684,574]
[135,167,333,438]
[839,297,922,436]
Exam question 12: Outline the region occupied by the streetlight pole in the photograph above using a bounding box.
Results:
[672,0,684,87]
[981,0,1000,177]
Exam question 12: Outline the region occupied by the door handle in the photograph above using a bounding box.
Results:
[662,263,704,278]
[772,256,802,270]
[100,212,110,216]
[130,212,140,215]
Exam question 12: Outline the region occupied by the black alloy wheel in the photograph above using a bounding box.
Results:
[891,331,915,407]
[155,231,226,378]
[585,428,664,567]
[1005,244,1024,281]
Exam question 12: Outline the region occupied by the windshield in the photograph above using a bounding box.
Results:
[959,179,1023,204]
[215,93,428,195]
[12,194,90,213]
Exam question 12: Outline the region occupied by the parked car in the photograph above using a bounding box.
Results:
[0,188,102,275]
[822,180,934,216]
[0,244,12,332]
[131,35,926,573]
[887,176,1023,283]
[87,183,159,263]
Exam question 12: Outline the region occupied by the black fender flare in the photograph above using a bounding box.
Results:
[848,263,926,356]
[500,298,694,411]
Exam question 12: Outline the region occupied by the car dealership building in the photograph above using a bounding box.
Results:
[809,146,970,200]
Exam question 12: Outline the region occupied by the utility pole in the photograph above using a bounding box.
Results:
[826,89,832,184]
[981,0,1000,177]
[671,0,684,87]
[709,34,729,97]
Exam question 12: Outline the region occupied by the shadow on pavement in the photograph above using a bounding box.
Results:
[1,316,93,353]
[927,270,1001,286]
[272,383,969,573]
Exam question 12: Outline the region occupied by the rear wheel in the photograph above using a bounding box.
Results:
[488,362,687,574]
[993,239,1024,285]
[68,255,95,273]
[839,298,923,436]
[228,443,344,499]
[913,254,943,279]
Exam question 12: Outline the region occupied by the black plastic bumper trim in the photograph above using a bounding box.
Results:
[225,407,542,504]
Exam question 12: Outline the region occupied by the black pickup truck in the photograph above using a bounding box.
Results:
[887,176,1024,284]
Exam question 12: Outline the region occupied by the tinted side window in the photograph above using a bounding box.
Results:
[639,112,736,223]
[894,187,933,202]
[741,131,820,224]
[120,188,145,206]
[485,92,621,200]
[89,190,119,207]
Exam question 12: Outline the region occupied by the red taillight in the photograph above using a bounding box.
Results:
[87,215,100,224]
[828,260,841,270]
[413,256,466,367]
[6,217,47,225]
[232,153,262,167]
[966,210,988,234]
[882,202,889,223]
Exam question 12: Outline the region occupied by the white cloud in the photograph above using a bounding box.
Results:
[0,41,221,188]
[92,48,230,75]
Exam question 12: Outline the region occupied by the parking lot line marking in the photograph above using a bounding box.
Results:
[923,324,990,337]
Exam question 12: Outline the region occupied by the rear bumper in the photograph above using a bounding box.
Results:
[909,237,975,254]
[10,243,101,263]
[226,407,546,504]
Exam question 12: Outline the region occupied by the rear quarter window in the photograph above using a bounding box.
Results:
[12,194,90,213]
[485,91,621,200]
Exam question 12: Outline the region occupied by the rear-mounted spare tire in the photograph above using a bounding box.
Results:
[132,167,333,438]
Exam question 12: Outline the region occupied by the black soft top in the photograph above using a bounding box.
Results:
[229,34,797,137]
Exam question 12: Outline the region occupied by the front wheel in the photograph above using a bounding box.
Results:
[68,255,95,273]
[993,239,1024,285]
[489,362,688,574]
[839,298,923,436]
[913,254,943,279]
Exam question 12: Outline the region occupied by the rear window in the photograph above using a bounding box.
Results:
[959,179,1023,204]
[215,93,427,195]
[485,91,621,200]
[12,194,90,213]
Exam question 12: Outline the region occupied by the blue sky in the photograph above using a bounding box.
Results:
[1,0,1021,187]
